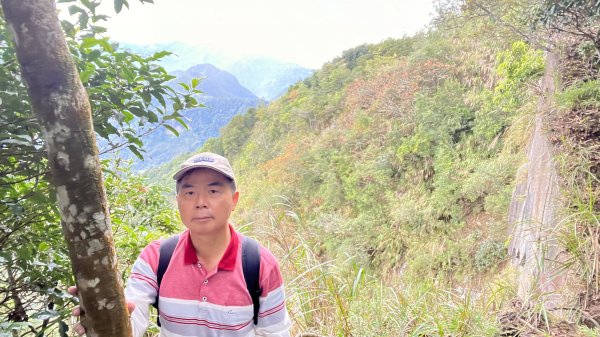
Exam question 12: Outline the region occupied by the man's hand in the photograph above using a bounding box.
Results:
[67,286,136,336]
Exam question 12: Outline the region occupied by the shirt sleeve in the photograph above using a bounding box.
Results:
[254,248,292,337]
[124,240,161,337]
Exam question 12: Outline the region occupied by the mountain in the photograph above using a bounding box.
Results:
[170,64,257,99]
[146,12,599,335]
[119,42,313,101]
[224,57,314,101]
[127,64,263,170]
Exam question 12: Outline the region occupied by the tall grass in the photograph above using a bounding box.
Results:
[553,138,600,291]
[250,204,506,337]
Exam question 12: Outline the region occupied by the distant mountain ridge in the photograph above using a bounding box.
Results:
[121,42,313,100]
[226,57,313,101]
[125,64,264,170]
[170,64,257,99]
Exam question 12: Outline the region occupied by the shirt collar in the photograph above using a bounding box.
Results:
[182,225,239,271]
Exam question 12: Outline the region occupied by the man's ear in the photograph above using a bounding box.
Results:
[232,191,240,209]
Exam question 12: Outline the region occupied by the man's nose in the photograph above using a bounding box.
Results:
[194,194,208,208]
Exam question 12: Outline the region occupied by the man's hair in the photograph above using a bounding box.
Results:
[175,168,237,194]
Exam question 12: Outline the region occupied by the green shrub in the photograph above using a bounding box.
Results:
[474,240,506,272]
[556,79,600,109]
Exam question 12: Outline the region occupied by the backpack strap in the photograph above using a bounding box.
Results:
[242,235,262,325]
[152,234,180,326]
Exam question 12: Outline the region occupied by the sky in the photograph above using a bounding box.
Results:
[96,0,436,69]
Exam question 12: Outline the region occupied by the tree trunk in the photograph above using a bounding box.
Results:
[0,1,131,336]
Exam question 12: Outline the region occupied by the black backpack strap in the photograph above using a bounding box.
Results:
[242,235,262,325]
[152,234,180,326]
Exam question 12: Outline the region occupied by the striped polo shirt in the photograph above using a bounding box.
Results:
[125,225,291,337]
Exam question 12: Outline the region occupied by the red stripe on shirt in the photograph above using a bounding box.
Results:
[130,272,158,290]
[258,301,285,318]
[160,312,252,331]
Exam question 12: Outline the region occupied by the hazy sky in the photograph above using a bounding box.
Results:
[97,0,435,69]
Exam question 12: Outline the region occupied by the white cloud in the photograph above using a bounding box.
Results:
[95,0,434,68]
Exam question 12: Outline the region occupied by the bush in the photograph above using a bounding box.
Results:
[474,240,506,272]
[556,80,600,110]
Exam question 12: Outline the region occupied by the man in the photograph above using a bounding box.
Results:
[71,152,291,337]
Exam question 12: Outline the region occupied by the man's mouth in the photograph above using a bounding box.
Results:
[192,216,212,221]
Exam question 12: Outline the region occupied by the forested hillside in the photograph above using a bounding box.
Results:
[194,1,598,336]
[1,0,599,336]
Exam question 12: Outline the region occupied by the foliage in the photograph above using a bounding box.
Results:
[108,0,600,335]
[556,79,600,109]
[339,43,371,70]
[533,0,600,33]
[2,0,598,335]
[532,0,600,68]
[206,26,536,288]
[175,1,600,335]
[474,240,507,272]
[470,41,544,143]
[104,158,181,277]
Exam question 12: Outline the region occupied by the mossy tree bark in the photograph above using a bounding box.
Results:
[0,1,132,336]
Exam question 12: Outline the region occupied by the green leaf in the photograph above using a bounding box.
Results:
[91,24,109,33]
[80,12,89,29]
[68,5,85,16]
[162,124,179,137]
[185,96,198,107]
[179,82,190,91]
[147,110,159,123]
[124,132,143,147]
[149,50,172,61]
[129,106,146,117]
[114,0,126,13]
[80,67,95,83]
[351,267,364,297]
[16,246,32,260]
[81,37,100,49]
[140,91,151,104]
[191,78,200,88]
[155,93,166,108]
[122,67,136,82]
[38,242,50,252]
[174,117,189,130]
[127,145,144,160]
[122,110,134,123]
[97,39,114,52]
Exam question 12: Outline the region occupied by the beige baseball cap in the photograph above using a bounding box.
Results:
[172,152,236,183]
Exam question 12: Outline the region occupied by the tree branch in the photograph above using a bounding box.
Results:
[471,0,551,52]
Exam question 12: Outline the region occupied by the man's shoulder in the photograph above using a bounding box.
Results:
[257,244,280,267]
[142,237,168,253]
[138,233,184,264]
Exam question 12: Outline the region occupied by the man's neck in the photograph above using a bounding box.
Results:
[189,226,231,272]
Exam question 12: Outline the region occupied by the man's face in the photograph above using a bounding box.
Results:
[176,168,239,236]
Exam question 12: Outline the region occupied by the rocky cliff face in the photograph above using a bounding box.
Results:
[508,52,567,305]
